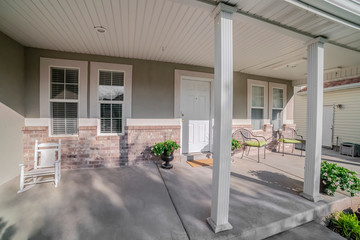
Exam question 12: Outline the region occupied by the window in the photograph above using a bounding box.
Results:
[247,80,268,130]
[40,58,88,136]
[251,86,265,130]
[89,62,132,136]
[50,67,79,135]
[98,71,124,133]
[269,83,287,130]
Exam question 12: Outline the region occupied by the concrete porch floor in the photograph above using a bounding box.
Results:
[0,149,358,240]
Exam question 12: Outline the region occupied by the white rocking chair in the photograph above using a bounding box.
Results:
[18,139,61,193]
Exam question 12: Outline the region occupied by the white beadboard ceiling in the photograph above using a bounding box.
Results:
[0,0,359,81]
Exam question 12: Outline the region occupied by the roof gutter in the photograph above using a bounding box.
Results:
[194,0,360,53]
[285,0,360,31]
[297,82,360,95]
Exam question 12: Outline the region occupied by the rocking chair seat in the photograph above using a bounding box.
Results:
[279,139,302,144]
[245,140,267,147]
[24,168,55,176]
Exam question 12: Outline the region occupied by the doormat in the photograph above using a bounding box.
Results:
[186,159,213,168]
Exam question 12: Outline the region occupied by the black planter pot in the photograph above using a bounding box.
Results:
[161,151,174,169]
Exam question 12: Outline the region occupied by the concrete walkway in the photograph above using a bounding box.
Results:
[0,165,188,240]
[160,149,360,240]
[0,149,358,240]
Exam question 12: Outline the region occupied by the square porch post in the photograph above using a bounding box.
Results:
[301,37,327,202]
[206,3,236,233]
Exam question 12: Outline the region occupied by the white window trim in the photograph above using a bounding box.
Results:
[247,79,269,130]
[269,82,287,129]
[90,62,132,136]
[40,58,88,137]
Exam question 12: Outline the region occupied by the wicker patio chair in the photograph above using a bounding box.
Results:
[278,127,303,156]
[233,128,269,163]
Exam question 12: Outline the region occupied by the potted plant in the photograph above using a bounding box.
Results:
[320,161,360,196]
[152,140,180,169]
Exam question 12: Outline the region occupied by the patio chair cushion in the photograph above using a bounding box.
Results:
[279,138,302,144]
[244,140,267,147]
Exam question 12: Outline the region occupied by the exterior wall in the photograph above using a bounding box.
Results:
[24,47,213,118]
[233,72,294,119]
[294,87,360,146]
[22,125,180,170]
[21,47,295,170]
[0,32,25,185]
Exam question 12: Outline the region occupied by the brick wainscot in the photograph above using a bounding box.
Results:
[23,125,181,170]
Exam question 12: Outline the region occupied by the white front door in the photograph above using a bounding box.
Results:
[181,79,211,153]
[322,105,334,148]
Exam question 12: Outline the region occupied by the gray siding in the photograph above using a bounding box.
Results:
[0,31,25,184]
[24,47,293,119]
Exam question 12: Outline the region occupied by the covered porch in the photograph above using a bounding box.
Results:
[0,150,359,240]
[0,0,360,237]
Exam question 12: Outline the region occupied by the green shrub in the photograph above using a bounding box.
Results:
[232,139,242,151]
[321,161,360,196]
[331,212,360,240]
[152,140,180,156]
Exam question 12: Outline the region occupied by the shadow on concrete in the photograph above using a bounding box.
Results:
[0,218,16,240]
[0,165,188,240]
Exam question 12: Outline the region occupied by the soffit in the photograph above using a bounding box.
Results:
[0,0,359,81]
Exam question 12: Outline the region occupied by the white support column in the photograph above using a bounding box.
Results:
[301,37,327,202]
[207,3,236,233]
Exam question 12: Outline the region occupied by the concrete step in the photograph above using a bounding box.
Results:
[181,152,213,161]
[264,221,345,240]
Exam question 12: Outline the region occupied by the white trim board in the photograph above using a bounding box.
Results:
[127,118,181,126]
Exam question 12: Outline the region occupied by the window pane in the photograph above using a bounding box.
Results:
[98,85,112,101]
[51,84,65,99]
[112,72,124,86]
[273,88,283,108]
[252,86,264,107]
[111,86,124,101]
[65,84,78,99]
[51,102,78,135]
[112,119,122,133]
[51,68,64,83]
[100,104,111,118]
[65,69,78,84]
[272,109,282,130]
[101,119,111,133]
[99,71,111,85]
[251,108,263,130]
[112,104,122,118]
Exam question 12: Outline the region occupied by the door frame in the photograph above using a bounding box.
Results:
[174,70,214,154]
